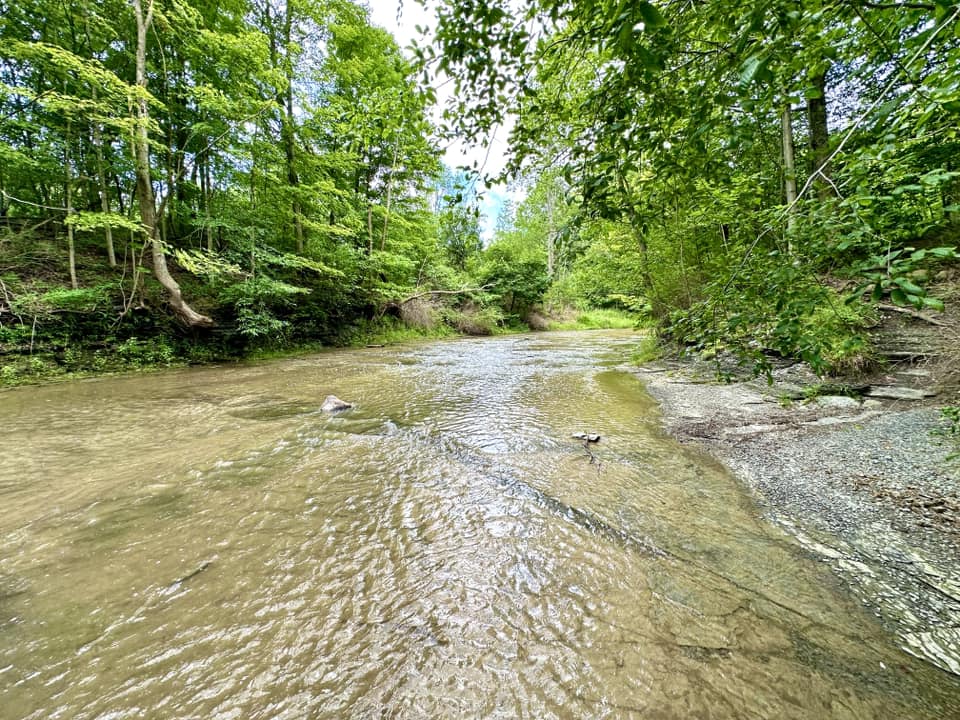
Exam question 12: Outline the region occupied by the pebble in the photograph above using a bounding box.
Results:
[639,363,960,676]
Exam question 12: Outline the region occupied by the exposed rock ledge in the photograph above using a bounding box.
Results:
[637,358,960,677]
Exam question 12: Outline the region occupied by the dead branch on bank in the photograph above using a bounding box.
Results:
[877,303,949,327]
[378,285,490,319]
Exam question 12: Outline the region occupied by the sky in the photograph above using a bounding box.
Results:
[366,0,514,238]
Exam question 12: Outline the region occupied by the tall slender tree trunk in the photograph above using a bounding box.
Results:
[64,122,78,290]
[283,4,304,254]
[201,152,214,252]
[380,118,404,252]
[268,0,305,255]
[807,70,832,200]
[782,103,798,240]
[92,88,117,267]
[367,205,374,255]
[133,0,212,327]
[546,189,556,278]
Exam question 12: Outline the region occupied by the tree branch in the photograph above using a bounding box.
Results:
[877,303,948,327]
[397,286,491,305]
[860,1,935,10]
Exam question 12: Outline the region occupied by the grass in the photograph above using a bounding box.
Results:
[628,332,662,365]
[344,316,457,347]
[548,308,638,331]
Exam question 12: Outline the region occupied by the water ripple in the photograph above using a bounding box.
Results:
[1,332,958,718]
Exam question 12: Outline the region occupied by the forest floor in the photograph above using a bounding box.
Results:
[636,289,960,677]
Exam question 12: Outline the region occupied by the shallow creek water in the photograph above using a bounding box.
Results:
[1,331,958,719]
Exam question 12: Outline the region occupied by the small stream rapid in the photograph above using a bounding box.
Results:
[1,331,958,718]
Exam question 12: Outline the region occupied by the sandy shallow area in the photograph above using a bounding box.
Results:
[636,359,960,678]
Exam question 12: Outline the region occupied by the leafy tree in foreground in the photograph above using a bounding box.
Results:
[425,0,960,371]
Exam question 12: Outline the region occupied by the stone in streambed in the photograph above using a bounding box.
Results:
[813,395,861,409]
[572,432,601,443]
[865,386,936,401]
[321,395,353,413]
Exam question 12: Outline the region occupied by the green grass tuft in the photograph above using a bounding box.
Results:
[548,308,638,330]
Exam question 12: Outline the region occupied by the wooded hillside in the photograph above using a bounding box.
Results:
[428,0,960,373]
[2,0,959,382]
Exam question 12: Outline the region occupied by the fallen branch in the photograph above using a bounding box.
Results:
[877,303,949,327]
[168,560,214,589]
[377,285,490,319]
[397,285,490,306]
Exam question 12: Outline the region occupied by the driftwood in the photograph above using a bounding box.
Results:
[877,303,948,327]
[378,286,490,319]
[572,433,602,466]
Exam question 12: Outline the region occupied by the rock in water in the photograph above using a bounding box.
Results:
[321,395,353,413]
[572,432,601,443]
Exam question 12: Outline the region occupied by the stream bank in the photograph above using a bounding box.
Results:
[637,354,960,678]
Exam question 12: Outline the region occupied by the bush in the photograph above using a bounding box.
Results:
[116,337,176,366]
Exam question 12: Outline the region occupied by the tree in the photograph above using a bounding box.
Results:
[427,0,960,369]
[132,0,212,326]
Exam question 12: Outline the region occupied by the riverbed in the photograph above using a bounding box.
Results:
[2,331,958,718]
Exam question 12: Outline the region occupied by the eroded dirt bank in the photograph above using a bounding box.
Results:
[637,357,960,678]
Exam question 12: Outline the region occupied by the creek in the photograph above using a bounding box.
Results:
[1,331,958,718]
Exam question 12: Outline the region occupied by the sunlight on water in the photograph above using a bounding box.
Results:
[1,331,958,718]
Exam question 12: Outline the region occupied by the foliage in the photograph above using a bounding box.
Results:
[548,308,638,332]
[442,304,503,336]
[851,246,957,311]
[425,0,960,375]
[4,0,960,378]
[629,333,663,365]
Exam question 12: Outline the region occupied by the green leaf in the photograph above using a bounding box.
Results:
[65,212,144,233]
[634,45,663,71]
[739,55,766,85]
[893,277,925,295]
[637,2,668,29]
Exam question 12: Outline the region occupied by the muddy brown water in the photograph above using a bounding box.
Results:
[2,331,958,719]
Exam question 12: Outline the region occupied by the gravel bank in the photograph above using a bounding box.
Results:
[637,360,960,677]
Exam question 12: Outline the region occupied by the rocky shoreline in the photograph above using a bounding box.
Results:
[636,358,960,678]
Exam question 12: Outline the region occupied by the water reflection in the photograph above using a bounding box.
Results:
[1,332,958,718]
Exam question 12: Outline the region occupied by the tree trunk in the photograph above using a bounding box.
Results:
[782,103,798,239]
[807,70,832,200]
[133,0,212,327]
[367,205,374,255]
[281,1,304,254]
[380,118,405,252]
[200,151,213,252]
[91,87,116,267]
[64,123,78,290]
[546,189,556,278]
